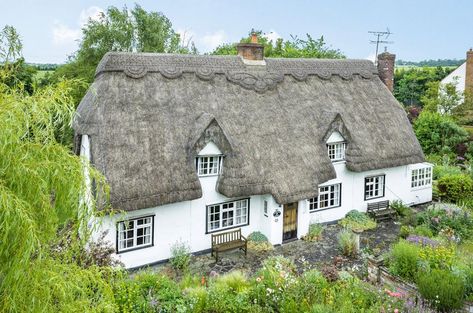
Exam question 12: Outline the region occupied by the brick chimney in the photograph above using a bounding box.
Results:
[377,51,396,93]
[237,33,264,61]
[466,48,473,95]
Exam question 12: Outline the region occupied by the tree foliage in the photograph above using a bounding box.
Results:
[212,30,345,59]
[394,66,453,107]
[0,26,37,94]
[0,34,118,311]
[413,111,469,155]
[396,59,464,67]
[50,4,194,98]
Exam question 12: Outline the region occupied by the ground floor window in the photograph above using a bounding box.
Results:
[365,175,385,200]
[117,216,154,253]
[308,183,341,212]
[207,198,249,233]
[411,167,432,188]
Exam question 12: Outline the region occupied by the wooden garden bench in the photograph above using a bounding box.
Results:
[367,200,395,221]
[211,228,247,262]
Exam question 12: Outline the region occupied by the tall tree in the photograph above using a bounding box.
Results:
[212,30,345,59]
[51,4,194,99]
[0,25,37,94]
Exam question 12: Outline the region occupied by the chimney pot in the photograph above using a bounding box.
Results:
[377,51,396,93]
[466,48,473,95]
[237,34,264,61]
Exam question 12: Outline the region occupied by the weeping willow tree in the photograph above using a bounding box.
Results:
[0,27,119,312]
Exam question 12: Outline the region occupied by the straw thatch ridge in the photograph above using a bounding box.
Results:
[74,52,424,211]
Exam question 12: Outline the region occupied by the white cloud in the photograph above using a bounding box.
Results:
[263,30,282,43]
[52,6,104,47]
[79,6,104,26]
[52,22,81,45]
[201,30,227,51]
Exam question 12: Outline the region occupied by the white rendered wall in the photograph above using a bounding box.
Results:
[81,136,432,268]
[297,161,433,239]
[441,62,466,94]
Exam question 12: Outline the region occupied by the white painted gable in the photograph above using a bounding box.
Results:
[326,131,345,143]
[198,141,222,155]
[441,62,466,93]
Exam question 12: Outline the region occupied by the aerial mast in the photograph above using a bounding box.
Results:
[369,28,394,65]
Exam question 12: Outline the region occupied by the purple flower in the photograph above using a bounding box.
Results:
[406,235,439,247]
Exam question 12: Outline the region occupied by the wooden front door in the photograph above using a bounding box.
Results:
[283,202,298,241]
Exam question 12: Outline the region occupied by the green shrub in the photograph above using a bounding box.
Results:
[253,256,298,310]
[413,111,469,155]
[338,210,377,232]
[417,270,465,312]
[391,200,413,218]
[434,164,463,179]
[399,225,413,239]
[114,272,187,312]
[387,240,420,281]
[417,203,473,241]
[170,241,191,271]
[214,271,250,294]
[337,229,358,257]
[437,174,473,203]
[247,231,273,252]
[419,245,455,270]
[247,231,268,243]
[303,223,325,242]
[413,225,434,238]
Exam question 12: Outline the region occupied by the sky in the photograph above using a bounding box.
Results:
[1,0,472,64]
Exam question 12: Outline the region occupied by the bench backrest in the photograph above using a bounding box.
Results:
[367,200,390,211]
[212,229,242,245]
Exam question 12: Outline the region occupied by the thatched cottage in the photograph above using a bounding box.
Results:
[74,39,432,268]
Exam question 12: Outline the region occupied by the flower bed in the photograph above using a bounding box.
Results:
[380,202,473,312]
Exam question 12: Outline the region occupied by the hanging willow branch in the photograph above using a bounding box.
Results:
[0,68,117,312]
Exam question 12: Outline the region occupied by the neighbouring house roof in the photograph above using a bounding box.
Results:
[440,62,466,93]
[73,52,424,211]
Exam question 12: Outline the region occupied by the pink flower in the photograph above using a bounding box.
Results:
[394,309,399,313]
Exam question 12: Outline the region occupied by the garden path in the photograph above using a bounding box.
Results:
[154,220,401,278]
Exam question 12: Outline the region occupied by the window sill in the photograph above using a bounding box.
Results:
[198,174,220,178]
[411,185,432,191]
[365,195,385,201]
[310,205,341,213]
[206,223,249,234]
[117,244,153,254]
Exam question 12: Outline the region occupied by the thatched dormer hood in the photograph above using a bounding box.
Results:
[74,52,424,211]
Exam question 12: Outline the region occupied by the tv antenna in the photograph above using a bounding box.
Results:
[369,28,394,65]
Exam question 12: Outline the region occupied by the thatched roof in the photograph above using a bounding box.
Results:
[74,52,424,211]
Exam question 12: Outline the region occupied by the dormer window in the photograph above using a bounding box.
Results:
[197,155,223,176]
[327,142,346,161]
[195,141,224,177]
[326,131,346,162]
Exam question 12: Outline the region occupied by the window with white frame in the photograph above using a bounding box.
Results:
[308,183,341,212]
[196,155,223,176]
[327,142,346,161]
[263,200,268,216]
[117,216,153,252]
[364,175,385,200]
[411,167,432,188]
[207,199,249,232]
